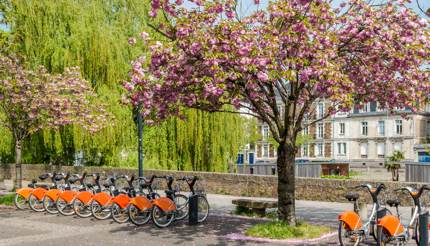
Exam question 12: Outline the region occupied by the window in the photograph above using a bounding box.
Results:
[262,125,269,139]
[317,123,324,139]
[377,143,385,158]
[303,126,309,136]
[317,103,324,119]
[339,123,345,135]
[316,143,324,157]
[303,144,309,157]
[377,121,385,136]
[337,143,346,156]
[427,120,430,136]
[360,143,368,158]
[263,144,269,157]
[395,120,402,135]
[394,142,402,152]
[361,122,368,136]
[362,103,369,113]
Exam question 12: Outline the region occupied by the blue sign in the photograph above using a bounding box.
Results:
[418,152,430,163]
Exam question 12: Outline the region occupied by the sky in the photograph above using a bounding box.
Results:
[232,0,430,18]
[0,0,429,32]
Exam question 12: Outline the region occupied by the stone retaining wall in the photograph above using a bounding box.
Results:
[0,164,425,205]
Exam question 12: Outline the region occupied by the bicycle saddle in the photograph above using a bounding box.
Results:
[386,199,401,207]
[34,184,50,189]
[345,192,359,201]
[39,173,50,181]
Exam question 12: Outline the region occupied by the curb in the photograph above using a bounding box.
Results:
[0,205,15,209]
[225,231,337,244]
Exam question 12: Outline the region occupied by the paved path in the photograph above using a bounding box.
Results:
[0,193,418,246]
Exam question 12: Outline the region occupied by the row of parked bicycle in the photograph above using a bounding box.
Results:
[13,172,209,228]
[338,183,430,245]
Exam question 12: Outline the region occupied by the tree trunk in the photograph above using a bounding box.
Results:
[15,140,22,165]
[277,141,297,225]
[14,139,22,188]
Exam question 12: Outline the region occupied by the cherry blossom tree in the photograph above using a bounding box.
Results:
[125,0,430,224]
[0,55,109,184]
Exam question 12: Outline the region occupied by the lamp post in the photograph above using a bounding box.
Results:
[136,106,143,178]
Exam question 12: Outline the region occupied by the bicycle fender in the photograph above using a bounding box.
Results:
[338,210,362,230]
[32,187,48,201]
[130,196,153,211]
[16,187,33,200]
[152,197,176,212]
[76,191,93,205]
[377,215,404,237]
[92,192,112,206]
[45,189,62,201]
[112,194,130,209]
[59,190,78,204]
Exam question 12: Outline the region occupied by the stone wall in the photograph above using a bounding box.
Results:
[0,164,424,205]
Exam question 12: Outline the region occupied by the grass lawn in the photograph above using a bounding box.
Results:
[0,194,14,206]
[245,221,331,240]
[233,207,277,219]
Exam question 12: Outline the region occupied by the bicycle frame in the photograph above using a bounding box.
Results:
[338,183,386,242]
[378,186,429,243]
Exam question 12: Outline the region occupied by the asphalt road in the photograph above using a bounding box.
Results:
[0,194,418,246]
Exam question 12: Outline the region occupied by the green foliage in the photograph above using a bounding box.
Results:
[0,0,246,171]
[245,221,331,239]
[385,150,404,171]
[0,193,14,206]
[321,175,351,180]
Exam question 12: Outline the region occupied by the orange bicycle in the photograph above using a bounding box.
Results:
[43,172,77,214]
[73,173,107,218]
[128,175,160,226]
[90,174,117,220]
[151,176,188,228]
[56,173,86,216]
[377,185,430,245]
[14,173,54,210]
[28,173,67,212]
[338,183,388,245]
[110,174,136,223]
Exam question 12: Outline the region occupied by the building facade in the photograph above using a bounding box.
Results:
[239,101,430,166]
[332,103,430,166]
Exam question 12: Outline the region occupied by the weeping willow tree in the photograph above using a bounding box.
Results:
[0,0,247,171]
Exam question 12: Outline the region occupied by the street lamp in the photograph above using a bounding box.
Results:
[133,106,144,178]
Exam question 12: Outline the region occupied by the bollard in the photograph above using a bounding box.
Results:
[419,211,429,246]
[358,202,367,218]
[188,195,198,225]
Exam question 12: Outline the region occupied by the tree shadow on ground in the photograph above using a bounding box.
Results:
[108,214,264,246]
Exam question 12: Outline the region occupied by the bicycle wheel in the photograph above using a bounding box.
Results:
[28,194,45,212]
[91,200,111,220]
[129,204,151,226]
[73,198,92,218]
[152,205,174,228]
[43,196,58,214]
[56,197,75,216]
[111,202,129,223]
[377,226,391,246]
[14,194,27,210]
[338,221,360,246]
[174,194,189,220]
[197,195,209,223]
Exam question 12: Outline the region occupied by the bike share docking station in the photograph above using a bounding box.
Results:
[188,194,199,225]
[418,211,429,246]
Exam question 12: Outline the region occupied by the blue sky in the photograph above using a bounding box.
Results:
[233,0,430,18]
[0,0,428,32]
